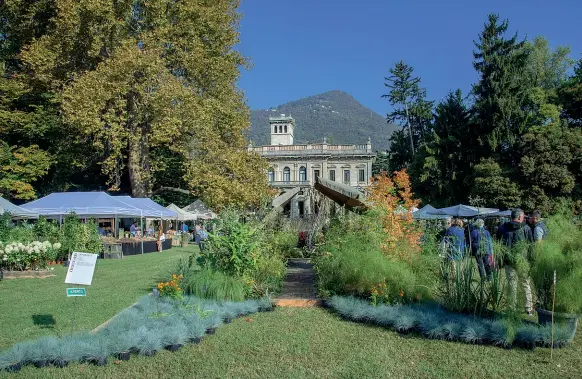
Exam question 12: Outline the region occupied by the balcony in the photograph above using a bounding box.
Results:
[268,180,312,188]
[250,143,373,157]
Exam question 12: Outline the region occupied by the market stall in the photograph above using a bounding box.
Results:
[22,192,177,256]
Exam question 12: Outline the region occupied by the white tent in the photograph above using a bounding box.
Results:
[167,203,197,221]
[0,197,38,219]
[183,200,217,220]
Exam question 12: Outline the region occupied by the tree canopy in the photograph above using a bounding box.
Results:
[0,0,270,209]
[384,13,582,213]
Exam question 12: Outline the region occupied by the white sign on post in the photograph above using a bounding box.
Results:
[65,252,98,286]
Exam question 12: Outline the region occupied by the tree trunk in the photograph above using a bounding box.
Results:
[127,91,152,198]
[128,134,151,198]
[405,103,415,155]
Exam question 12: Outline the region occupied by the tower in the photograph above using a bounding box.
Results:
[269,114,295,145]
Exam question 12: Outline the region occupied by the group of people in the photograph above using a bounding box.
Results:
[440,208,549,315]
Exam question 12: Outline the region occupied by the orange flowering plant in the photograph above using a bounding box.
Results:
[157,274,183,299]
[367,169,422,262]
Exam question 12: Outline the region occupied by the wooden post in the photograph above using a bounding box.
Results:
[550,271,556,361]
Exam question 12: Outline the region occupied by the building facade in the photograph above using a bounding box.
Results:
[249,114,375,218]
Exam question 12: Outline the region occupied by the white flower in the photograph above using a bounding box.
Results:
[2,257,6,261]
[43,241,51,248]
[53,243,61,250]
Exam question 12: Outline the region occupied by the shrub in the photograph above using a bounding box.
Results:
[314,213,430,304]
[193,208,285,298]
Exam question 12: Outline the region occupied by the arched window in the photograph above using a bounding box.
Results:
[268,168,275,182]
[299,166,307,182]
[283,167,291,182]
[279,125,283,133]
[273,125,277,133]
[284,125,288,133]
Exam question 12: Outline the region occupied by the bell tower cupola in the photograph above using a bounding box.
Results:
[269,114,295,145]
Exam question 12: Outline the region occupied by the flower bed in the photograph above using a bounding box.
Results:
[325,296,574,350]
[0,294,274,372]
[0,241,61,271]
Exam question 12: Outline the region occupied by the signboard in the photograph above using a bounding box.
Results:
[65,252,98,286]
[66,288,86,297]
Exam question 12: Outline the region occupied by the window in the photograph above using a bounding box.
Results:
[268,168,275,182]
[314,170,320,180]
[284,125,288,133]
[343,170,350,183]
[299,166,307,182]
[279,125,283,133]
[359,169,365,182]
[283,167,290,182]
[329,170,335,181]
[273,125,277,133]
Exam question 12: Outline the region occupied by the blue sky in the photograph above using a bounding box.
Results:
[236,0,581,115]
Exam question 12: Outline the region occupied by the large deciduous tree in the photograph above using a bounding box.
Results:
[15,0,270,208]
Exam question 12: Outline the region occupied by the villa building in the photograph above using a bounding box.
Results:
[248,114,375,218]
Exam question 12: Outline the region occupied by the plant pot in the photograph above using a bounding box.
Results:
[206,328,216,335]
[142,350,157,357]
[189,337,202,344]
[117,351,131,361]
[52,359,69,368]
[6,363,22,373]
[88,357,108,366]
[536,307,579,342]
[224,318,232,324]
[165,344,183,352]
[34,359,49,368]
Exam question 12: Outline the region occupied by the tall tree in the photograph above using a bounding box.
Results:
[17,0,270,208]
[472,14,530,162]
[560,58,582,128]
[414,90,474,205]
[383,61,432,160]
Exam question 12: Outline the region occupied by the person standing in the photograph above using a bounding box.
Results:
[444,218,466,260]
[500,209,534,315]
[529,210,549,242]
[470,219,494,280]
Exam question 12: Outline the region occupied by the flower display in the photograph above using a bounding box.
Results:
[0,240,61,271]
[157,274,183,299]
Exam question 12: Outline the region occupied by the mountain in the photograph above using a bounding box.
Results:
[249,90,396,151]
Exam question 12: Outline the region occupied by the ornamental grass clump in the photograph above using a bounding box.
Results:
[325,295,573,349]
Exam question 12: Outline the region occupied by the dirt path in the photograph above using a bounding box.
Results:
[276,258,320,307]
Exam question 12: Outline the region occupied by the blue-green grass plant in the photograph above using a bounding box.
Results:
[135,326,163,356]
[159,319,189,347]
[76,333,110,365]
[0,342,28,371]
[325,295,573,349]
[460,321,488,344]
[0,295,266,371]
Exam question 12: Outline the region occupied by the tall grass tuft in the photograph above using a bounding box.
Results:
[182,268,247,302]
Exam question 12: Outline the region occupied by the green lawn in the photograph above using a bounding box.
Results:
[3,307,581,379]
[0,245,195,349]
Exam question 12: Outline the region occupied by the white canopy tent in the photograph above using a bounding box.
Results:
[167,203,197,221]
[0,197,38,219]
[183,200,217,220]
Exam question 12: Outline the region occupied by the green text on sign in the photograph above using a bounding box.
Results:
[66,288,86,297]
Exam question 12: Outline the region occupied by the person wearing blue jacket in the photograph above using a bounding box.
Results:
[444,218,466,260]
[470,219,494,280]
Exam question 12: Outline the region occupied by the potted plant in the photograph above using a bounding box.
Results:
[204,313,223,335]
[136,327,163,357]
[26,337,54,368]
[0,343,27,373]
[160,321,188,352]
[49,336,79,368]
[77,334,109,366]
[183,314,206,344]
[530,237,582,342]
